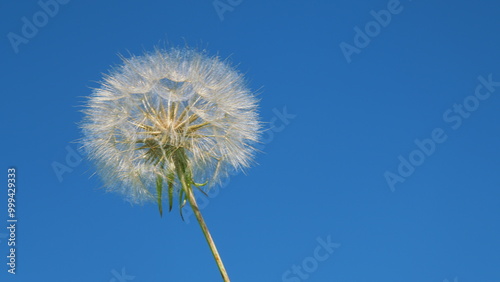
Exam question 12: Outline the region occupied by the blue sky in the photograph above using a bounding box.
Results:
[1,0,500,281]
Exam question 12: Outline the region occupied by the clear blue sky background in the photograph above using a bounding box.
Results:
[1,1,500,281]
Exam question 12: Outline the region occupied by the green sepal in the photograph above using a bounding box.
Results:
[167,172,174,212]
[179,187,186,221]
[156,175,163,217]
[193,180,208,187]
[194,184,208,197]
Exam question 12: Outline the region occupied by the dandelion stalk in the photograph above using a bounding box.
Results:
[185,185,230,281]
[173,149,230,280]
[168,146,228,279]
[81,47,260,281]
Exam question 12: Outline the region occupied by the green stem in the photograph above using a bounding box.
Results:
[174,148,230,281]
[184,182,230,282]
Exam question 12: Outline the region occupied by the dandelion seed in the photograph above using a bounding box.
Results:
[81,47,261,281]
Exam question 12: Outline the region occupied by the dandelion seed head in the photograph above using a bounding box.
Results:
[81,48,260,204]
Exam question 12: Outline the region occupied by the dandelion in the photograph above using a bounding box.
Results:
[81,47,260,281]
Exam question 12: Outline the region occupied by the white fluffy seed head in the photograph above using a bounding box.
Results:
[81,48,261,204]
